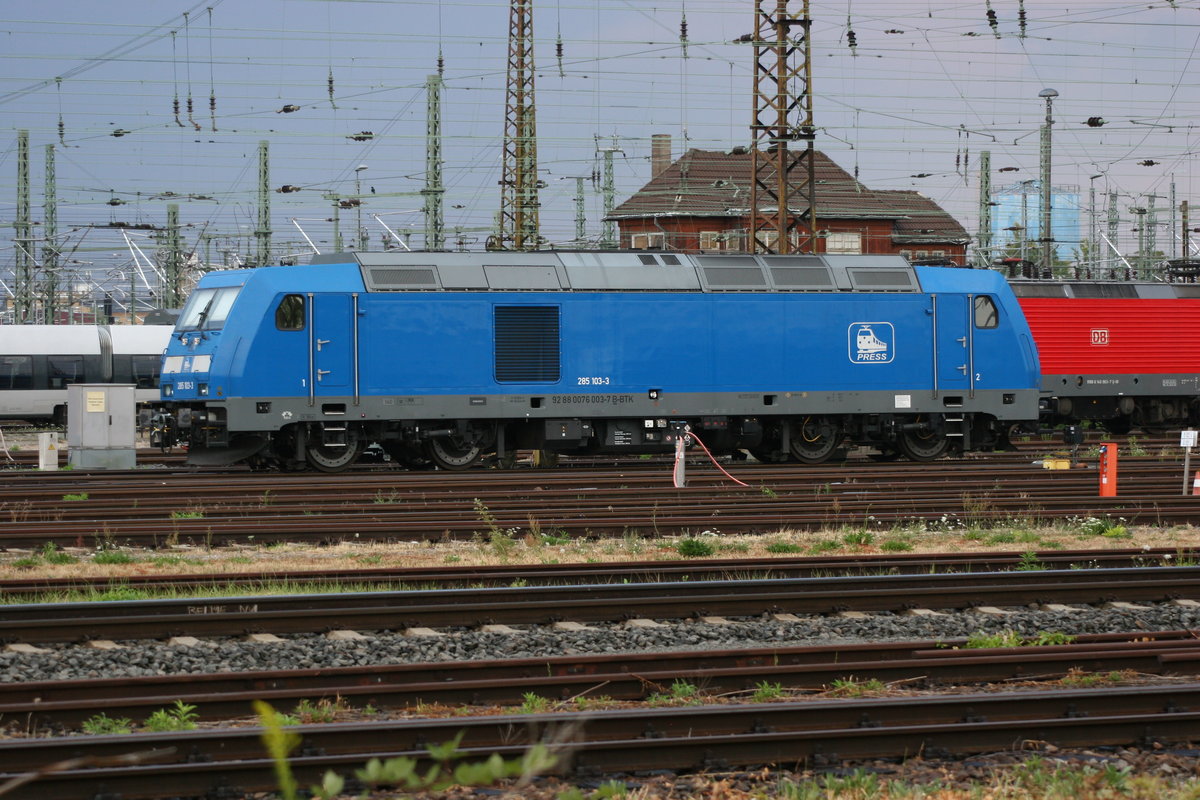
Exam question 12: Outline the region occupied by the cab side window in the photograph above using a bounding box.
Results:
[275,294,305,331]
[974,295,998,329]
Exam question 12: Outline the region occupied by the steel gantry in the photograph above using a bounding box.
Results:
[748,0,816,255]
[495,0,540,251]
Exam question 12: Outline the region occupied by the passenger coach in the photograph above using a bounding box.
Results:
[0,324,172,424]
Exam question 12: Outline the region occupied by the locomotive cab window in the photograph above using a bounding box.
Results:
[275,294,306,331]
[974,296,998,329]
[178,286,241,332]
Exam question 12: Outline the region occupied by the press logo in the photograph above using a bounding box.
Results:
[1091,328,1109,346]
[849,322,894,363]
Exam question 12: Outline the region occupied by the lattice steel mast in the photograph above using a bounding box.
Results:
[43,144,59,324]
[748,0,816,255]
[424,73,445,251]
[14,130,32,323]
[255,140,271,267]
[975,150,992,268]
[164,204,183,309]
[496,0,540,250]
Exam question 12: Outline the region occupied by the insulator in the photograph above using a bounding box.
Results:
[1085,116,1106,127]
[1139,160,1160,166]
[680,18,688,39]
[556,39,563,60]
[58,117,65,144]
[277,104,300,114]
[437,54,444,75]
[847,30,857,48]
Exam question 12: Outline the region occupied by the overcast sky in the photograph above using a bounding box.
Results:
[1,1,1198,297]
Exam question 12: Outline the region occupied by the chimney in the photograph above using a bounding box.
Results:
[651,134,672,178]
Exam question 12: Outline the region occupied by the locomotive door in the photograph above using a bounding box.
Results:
[310,294,353,394]
[933,294,972,395]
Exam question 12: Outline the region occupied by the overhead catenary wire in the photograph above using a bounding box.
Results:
[0,0,1198,290]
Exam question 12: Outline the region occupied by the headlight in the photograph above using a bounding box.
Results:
[198,383,209,396]
[162,384,174,397]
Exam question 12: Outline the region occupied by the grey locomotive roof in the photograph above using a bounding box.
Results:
[311,251,923,293]
[1008,279,1198,300]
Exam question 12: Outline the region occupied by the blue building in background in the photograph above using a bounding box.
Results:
[990,180,1080,262]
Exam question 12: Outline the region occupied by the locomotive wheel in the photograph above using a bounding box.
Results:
[425,426,493,470]
[789,416,843,464]
[897,429,950,461]
[304,428,365,473]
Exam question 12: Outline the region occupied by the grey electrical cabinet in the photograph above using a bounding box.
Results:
[67,384,137,469]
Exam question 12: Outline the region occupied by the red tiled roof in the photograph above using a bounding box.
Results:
[611,148,967,244]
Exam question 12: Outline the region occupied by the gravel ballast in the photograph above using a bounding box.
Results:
[3,602,1199,683]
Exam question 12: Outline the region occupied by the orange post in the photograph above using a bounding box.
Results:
[1098,441,1118,497]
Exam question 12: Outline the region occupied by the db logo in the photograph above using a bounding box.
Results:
[1091,329,1109,346]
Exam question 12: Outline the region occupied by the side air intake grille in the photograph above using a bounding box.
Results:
[1068,283,1138,298]
[848,268,917,291]
[367,267,438,289]
[494,306,561,383]
[702,267,768,287]
[770,267,833,288]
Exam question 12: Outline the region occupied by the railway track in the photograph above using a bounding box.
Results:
[3,565,1198,643]
[0,546,1188,598]
[0,457,1197,547]
[5,630,1197,728]
[6,682,1200,799]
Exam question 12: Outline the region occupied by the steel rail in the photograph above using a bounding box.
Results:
[0,546,1187,598]
[0,457,1197,547]
[1,567,1198,643]
[5,684,1200,799]
[4,631,1199,728]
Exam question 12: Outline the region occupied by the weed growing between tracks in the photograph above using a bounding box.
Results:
[4,516,1200,590]
[254,701,562,800]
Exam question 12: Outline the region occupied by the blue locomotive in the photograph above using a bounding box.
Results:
[157,251,1040,471]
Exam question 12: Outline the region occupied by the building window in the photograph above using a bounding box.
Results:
[630,232,665,250]
[753,231,780,251]
[826,232,863,254]
[699,231,722,251]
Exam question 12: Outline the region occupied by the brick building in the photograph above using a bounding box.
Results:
[609,146,969,263]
